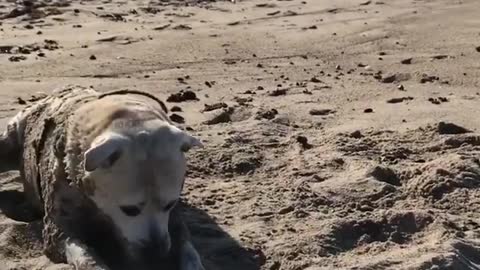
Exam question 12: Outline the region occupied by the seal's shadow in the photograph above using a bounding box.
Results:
[0,186,261,270]
[0,175,42,222]
[180,201,262,270]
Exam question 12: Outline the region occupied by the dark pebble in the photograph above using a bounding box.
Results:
[401,58,412,64]
[169,114,185,124]
[367,165,400,186]
[170,106,182,112]
[437,122,471,135]
[296,136,312,149]
[167,90,198,102]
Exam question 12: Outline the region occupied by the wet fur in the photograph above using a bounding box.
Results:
[0,85,203,270]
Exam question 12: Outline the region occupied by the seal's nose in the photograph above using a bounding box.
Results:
[141,226,171,258]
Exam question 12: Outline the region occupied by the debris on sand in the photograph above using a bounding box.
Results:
[173,24,192,30]
[1,40,60,57]
[367,165,401,186]
[153,24,171,30]
[171,106,182,112]
[428,97,448,105]
[400,58,412,64]
[302,25,317,30]
[431,55,449,60]
[268,89,288,96]
[202,102,228,112]
[167,90,198,102]
[227,21,241,26]
[267,11,281,16]
[205,81,215,88]
[255,108,278,120]
[420,74,439,83]
[0,46,15,54]
[437,122,471,135]
[310,77,323,83]
[233,96,253,105]
[302,89,312,95]
[278,205,295,215]
[255,3,277,8]
[309,109,335,116]
[0,0,69,20]
[96,35,138,45]
[350,130,363,138]
[16,97,27,105]
[203,107,234,125]
[8,55,27,62]
[139,7,162,14]
[283,10,298,16]
[364,108,374,113]
[224,59,236,65]
[379,73,411,83]
[169,113,185,124]
[386,97,414,104]
[28,93,47,102]
[296,135,312,149]
[98,13,126,22]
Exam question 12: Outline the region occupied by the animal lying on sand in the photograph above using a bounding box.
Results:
[0,85,205,270]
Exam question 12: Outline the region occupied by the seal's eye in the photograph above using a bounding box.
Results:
[120,205,142,217]
[163,200,177,212]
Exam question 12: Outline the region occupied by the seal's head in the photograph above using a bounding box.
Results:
[82,119,202,258]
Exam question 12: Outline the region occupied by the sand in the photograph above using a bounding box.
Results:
[1,0,480,269]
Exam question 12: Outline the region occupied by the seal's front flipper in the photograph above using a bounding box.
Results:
[65,238,111,270]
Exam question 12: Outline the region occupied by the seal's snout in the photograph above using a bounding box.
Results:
[141,227,171,259]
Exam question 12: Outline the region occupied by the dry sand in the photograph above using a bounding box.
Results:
[1,0,480,269]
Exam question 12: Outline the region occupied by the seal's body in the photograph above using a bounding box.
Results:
[0,85,204,270]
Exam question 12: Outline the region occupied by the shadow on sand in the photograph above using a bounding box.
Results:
[0,186,42,222]
[180,201,262,270]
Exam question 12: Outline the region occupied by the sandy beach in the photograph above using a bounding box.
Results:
[1,0,480,269]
